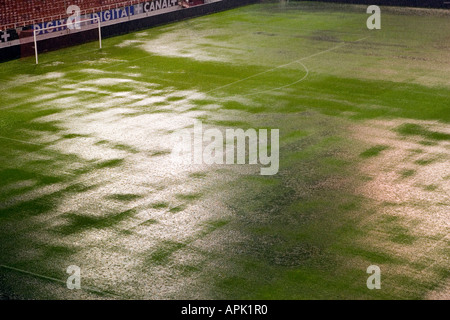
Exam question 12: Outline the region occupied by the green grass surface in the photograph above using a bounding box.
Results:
[0,2,449,300]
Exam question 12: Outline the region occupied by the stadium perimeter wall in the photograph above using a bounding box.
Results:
[101,0,258,37]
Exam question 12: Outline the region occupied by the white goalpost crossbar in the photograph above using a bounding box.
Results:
[33,17,102,65]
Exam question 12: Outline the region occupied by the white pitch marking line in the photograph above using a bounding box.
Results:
[240,61,309,97]
[0,264,122,298]
[206,36,370,95]
[0,264,68,286]
[0,135,46,146]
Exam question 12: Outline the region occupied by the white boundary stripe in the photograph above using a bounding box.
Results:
[0,264,122,298]
[0,136,46,146]
[206,36,370,95]
[0,264,67,285]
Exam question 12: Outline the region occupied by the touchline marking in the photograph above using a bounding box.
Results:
[0,264,122,298]
[0,136,46,146]
[206,36,370,95]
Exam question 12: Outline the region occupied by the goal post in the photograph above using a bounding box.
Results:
[33,17,102,65]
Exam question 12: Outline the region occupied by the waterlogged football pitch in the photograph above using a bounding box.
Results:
[0,2,449,299]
